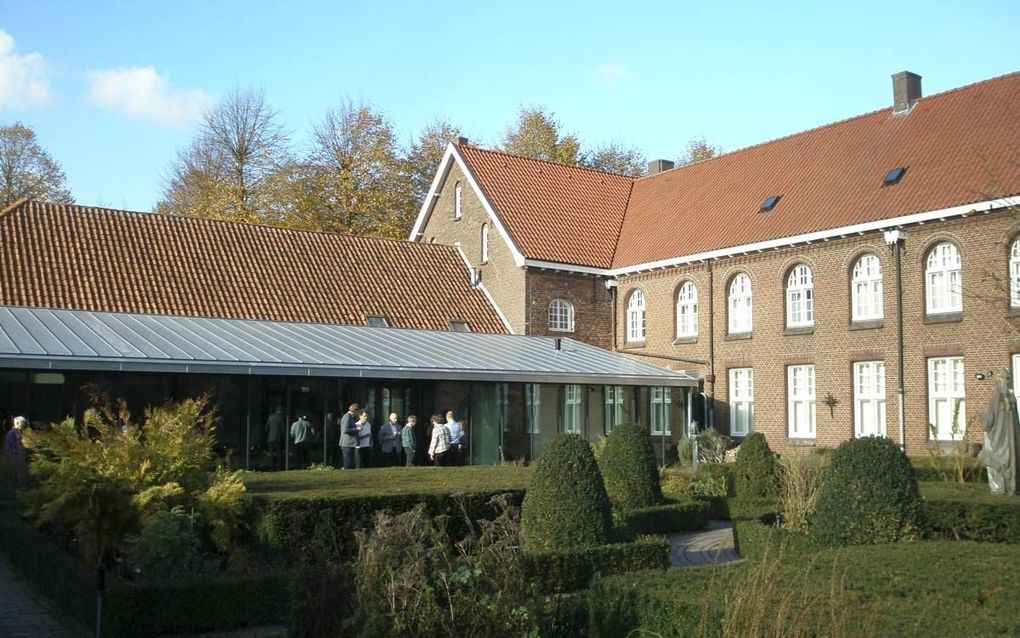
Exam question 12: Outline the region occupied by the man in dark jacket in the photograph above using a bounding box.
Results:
[339,403,361,469]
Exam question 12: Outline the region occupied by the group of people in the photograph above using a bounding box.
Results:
[263,404,467,470]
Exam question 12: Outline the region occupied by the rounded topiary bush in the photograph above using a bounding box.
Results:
[521,433,612,552]
[734,431,779,498]
[599,423,663,512]
[811,436,923,547]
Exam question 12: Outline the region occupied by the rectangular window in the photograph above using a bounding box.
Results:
[1014,354,1020,404]
[650,387,671,435]
[604,385,624,433]
[525,383,541,434]
[728,368,754,436]
[928,357,965,440]
[787,365,816,438]
[563,384,582,434]
[854,361,886,438]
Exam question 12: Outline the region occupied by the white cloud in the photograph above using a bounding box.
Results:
[86,66,209,128]
[0,30,51,108]
[593,63,628,85]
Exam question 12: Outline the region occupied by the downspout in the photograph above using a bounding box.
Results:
[885,230,907,451]
[608,278,618,350]
[705,260,715,429]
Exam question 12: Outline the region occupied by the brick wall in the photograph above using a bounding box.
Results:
[418,162,526,333]
[526,269,614,348]
[615,207,1020,455]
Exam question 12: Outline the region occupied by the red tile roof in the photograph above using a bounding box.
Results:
[457,145,633,268]
[0,200,507,333]
[456,72,1020,270]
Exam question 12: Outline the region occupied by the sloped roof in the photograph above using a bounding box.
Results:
[614,71,1020,268]
[0,200,507,333]
[0,306,696,386]
[457,145,633,268]
[452,72,1020,271]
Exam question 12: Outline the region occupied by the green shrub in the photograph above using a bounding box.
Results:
[599,423,663,512]
[732,520,813,561]
[733,432,779,498]
[618,499,709,535]
[521,434,612,552]
[912,455,986,483]
[123,507,200,579]
[924,496,1020,543]
[811,436,923,547]
[524,536,670,593]
[589,568,723,638]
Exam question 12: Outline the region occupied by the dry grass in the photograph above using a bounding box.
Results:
[778,452,828,533]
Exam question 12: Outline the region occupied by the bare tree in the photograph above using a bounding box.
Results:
[159,87,289,222]
[0,122,73,208]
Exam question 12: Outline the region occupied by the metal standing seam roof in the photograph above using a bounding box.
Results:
[0,306,696,387]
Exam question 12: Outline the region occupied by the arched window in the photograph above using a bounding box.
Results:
[480,224,489,263]
[925,242,962,314]
[626,290,646,342]
[676,281,698,338]
[851,254,883,321]
[548,299,574,332]
[728,273,752,334]
[1010,238,1020,307]
[785,264,814,328]
[454,182,463,220]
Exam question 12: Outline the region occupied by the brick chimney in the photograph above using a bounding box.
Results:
[892,71,922,115]
[647,159,675,175]
[456,136,469,145]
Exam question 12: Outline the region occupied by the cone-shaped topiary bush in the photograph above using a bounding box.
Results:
[811,436,923,547]
[521,433,612,552]
[734,431,779,498]
[599,423,663,512]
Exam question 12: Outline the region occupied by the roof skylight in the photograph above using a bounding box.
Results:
[883,166,907,186]
[760,195,781,212]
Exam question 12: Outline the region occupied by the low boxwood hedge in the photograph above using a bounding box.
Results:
[924,496,1020,543]
[523,536,670,593]
[618,499,709,535]
[910,456,985,483]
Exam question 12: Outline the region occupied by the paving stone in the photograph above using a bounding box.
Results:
[666,520,741,568]
[0,556,90,638]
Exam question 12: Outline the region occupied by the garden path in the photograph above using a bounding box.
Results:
[0,555,89,638]
[666,520,740,568]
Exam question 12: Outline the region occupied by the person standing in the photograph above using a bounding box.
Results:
[445,411,463,466]
[339,404,360,470]
[290,415,314,469]
[401,415,418,466]
[379,413,401,467]
[324,412,340,468]
[265,407,286,471]
[3,416,27,481]
[357,410,373,469]
[428,414,451,467]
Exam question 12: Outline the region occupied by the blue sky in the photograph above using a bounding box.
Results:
[2,1,1018,212]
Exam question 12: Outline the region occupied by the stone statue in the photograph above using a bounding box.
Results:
[982,370,1019,495]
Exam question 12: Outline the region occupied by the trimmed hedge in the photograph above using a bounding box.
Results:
[599,423,663,511]
[524,536,670,593]
[733,431,779,498]
[911,455,985,483]
[924,497,1020,543]
[732,520,813,561]
[811,437,923,547]
[254,489,525,563]
[619,499,709,535]
[522,434,612,552]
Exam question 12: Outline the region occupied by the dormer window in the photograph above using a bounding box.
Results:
[454,182,463,220]
[449,320,470,332]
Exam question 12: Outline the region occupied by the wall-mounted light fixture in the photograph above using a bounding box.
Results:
[974,371,996,381]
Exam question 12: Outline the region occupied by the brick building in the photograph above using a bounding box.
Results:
[411,70,1020,454]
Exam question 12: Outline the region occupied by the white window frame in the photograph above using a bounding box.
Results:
[851,253,884,321]
[925,242,962,315]
[563,384,582,434]
[626,290,646,342]
[548,298,575,333]
[676,281,698,338]
[1013,354,1020,404]
[651,387,671,435]
[787,365,816,438]
[604,385,624,433]
[525,383,541,434]
[1010,238,1020,307]
[785,265,814,328]
[854,361,886,438]
[454,182,463,220]
[928,356,965,441]
[728,368,754,436]
[481,223,489,263]
[728,274,753,334]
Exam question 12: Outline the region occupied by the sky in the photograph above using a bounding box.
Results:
[1,1,1018,212]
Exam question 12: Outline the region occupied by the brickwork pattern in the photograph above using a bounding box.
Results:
[616,209,1020,454]
[526,269,614,348]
